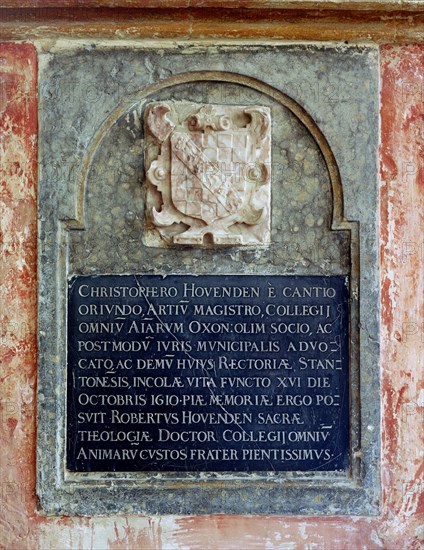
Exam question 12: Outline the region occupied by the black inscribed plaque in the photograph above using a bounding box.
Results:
[67,274,350,472]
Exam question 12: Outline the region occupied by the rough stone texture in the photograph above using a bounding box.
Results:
[36,43,377,516]
[37,44,375,286]
[37,45,370,278]
[0,41,422,547]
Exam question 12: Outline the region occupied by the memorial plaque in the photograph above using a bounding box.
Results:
[37,44,380,515]
[67,275,349,472]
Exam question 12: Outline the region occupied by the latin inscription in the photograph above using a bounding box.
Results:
[67,275,349,472]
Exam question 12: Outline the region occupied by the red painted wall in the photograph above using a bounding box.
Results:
[0,43,422,549]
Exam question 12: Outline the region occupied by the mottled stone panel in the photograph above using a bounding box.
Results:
[36,43,378,516]
[69,79,346,275]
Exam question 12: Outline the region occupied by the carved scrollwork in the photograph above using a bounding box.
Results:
[144,101,271,246]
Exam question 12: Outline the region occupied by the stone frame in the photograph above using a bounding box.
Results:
[36,44,379,516]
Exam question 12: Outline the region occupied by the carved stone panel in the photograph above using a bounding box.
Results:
[144,102,271,246]
[37,44,379,517]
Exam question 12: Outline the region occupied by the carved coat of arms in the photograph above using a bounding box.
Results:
[144,102,271,246]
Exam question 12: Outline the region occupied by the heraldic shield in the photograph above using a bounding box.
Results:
[144,102,271,246]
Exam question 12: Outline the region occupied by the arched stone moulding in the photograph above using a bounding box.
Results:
[71,70,351,235]
[62,68,360,474]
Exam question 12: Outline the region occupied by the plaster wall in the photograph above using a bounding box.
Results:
[0,42,423,549]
